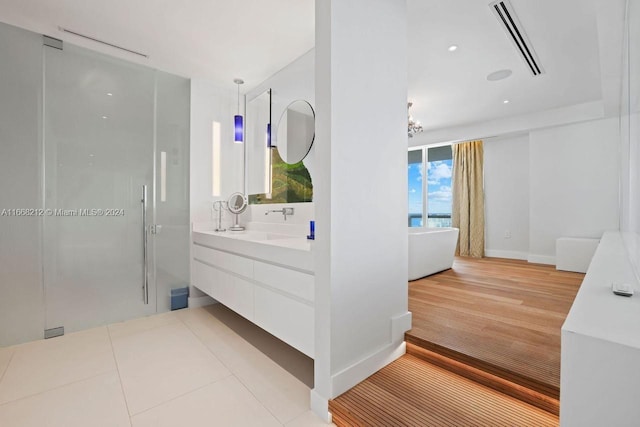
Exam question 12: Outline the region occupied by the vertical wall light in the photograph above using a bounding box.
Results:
[233,78,244,143]
[212,121,221,197]
[266,89,273,148]
[160,151,167,202]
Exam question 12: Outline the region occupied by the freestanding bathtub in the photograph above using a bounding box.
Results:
[408,227,459,281]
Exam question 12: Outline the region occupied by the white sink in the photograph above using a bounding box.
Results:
[192,223,313,272]
[225,230,295,241]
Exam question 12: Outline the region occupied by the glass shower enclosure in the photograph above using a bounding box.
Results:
[42,41,190,335]
[42,35,189,335]
[0,21,190,344]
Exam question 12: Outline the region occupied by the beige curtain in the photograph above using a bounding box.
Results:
[452,140,485,258]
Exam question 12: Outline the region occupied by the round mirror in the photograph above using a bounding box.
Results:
[227,192,247,214]
[276,100,315,164]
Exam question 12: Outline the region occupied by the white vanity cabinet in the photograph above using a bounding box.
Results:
[191,233,315,358]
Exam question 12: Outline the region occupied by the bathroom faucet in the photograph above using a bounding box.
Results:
[265,207,294,221]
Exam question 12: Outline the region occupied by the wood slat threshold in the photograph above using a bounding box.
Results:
[406,343,559,416]
[329,354,559,427]
[404,334,560,401]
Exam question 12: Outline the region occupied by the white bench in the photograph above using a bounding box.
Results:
[556,237,600,273]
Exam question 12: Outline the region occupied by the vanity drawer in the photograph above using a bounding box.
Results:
[192,259,216,295]
[254,286,314,358]
[192,259,254,322]
[193,244,253,279]
[215,272,254,322]
[253,261,314,302]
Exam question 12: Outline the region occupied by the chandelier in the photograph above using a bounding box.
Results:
[408,102,423,138]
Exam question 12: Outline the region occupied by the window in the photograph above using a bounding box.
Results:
[426,145,452,227]
[408,145,452,227]
[408,149,424,227]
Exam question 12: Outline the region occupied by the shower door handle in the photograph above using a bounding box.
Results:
[141,185,149,304]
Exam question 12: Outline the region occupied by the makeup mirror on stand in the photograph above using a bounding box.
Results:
[227,192,248,231]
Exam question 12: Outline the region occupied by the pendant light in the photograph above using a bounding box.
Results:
[266,89,273,148]
[407,102,423,138]
[233,78,244,143]
[267,123,272,148]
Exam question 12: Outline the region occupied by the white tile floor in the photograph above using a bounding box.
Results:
[0,305,332,427]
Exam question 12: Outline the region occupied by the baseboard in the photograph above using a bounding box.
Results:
[331,341,406,398]
[485,250,528,260]
[310,389,332,423]
[188,295,217,308]
[485,251,557,266]
[527,254,556,265]
[391,311,412,342]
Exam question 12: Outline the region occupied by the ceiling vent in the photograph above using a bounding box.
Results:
[490,0,544,76]
[58,27,148,58]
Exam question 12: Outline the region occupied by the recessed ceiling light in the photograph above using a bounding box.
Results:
[503,100,510,104]
[107,92,113,96]
[89,154,95,157]
[102,116,108,119]
[487,69,513,81]
[448,45,458,52]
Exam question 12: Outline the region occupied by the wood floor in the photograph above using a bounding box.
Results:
[329,354,559,427]
[329,257,583,425]
[406,257,583,400]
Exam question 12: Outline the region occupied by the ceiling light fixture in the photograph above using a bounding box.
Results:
[448,45,458,52]
[233,78,244,143]
[503,100,510,104]
[487,69,513,81]
[408,102,423,138]
[107,93,113,96]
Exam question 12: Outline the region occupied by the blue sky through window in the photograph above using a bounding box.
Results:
[408,162,423,216]
[427,159,452,215]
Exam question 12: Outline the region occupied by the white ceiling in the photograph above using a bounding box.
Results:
[0,0,619,131]
[0,0,315,90]
[407,0,605,131]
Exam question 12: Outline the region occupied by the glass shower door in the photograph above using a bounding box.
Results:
[153,71,191,312]
[43,43,157,333]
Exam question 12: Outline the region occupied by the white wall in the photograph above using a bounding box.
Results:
[189,79,243,300]
[484,134,530,260]
[622,109,640,281]
[482,118,619,264]
[190,79,244,226]
[313,0,410,420]
[246,50,315,133]
[241,202,314,228]
[410,101,605,148]
[245,50,316,196]
[528,117,619,264]
[620,0,640,282]
[559,4,640,425]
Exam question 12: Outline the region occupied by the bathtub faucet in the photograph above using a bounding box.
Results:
[265,207,294,221]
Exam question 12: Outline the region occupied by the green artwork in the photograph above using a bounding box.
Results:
[249,149,313,204]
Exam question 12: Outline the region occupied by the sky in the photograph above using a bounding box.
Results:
[408,159,452,215]
[427,160,453,214]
